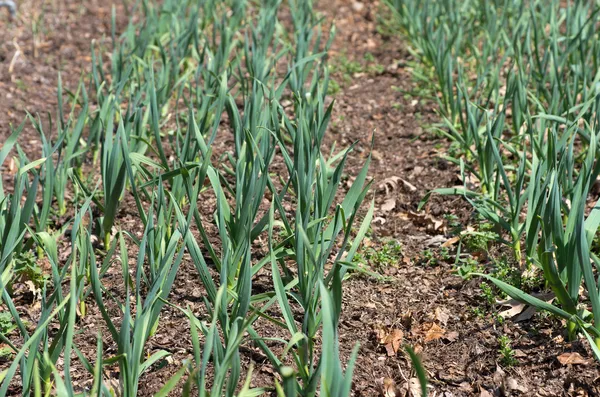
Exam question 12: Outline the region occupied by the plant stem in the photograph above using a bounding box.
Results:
[567,320,577,341]
[513,239,522,269]
[104,231,111,249]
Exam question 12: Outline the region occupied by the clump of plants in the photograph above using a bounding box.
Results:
[0,1,430,395]
[392,0,600,357]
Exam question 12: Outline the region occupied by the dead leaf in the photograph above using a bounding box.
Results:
[424,235,447,247]
[407,211,443,231]
[423,323,445,342]
[493,366,506,386]
[379,176,401,195]
[513,349,527,358]
[407,378,422,397]
[8,157,16,175]
[441,236,460,248]
[373,216,387,225]
[401,311,413,330]
[498,293,554,321]
[379,328,404,356]
[401,179,417,192]
[372,150,383,162]
[435,307,450,325]
[381,198,396,213]
[514,306,538,322]
[557,352,589,366]
[506,377,528,393]
[457,172,478,190]
[379,176,417,194]
[412,344,424,355]
[479,389,493,397]
[498,300,526,319]
[380,377,397,397]
[24,280,41,302]
[443,331,459,342]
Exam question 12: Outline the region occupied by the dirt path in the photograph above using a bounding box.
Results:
[1,0,600,396]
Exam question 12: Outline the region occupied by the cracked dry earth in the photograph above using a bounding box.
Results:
[1,0,600,396]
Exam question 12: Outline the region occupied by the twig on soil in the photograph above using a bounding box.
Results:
[9,39,23,75]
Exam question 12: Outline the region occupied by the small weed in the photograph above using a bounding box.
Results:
[463,222,498,253]
[439,246,452,261]
[498,335,518,367]
[328,78,341,95]
[456,256,482,278]
[0,344,14,360]
[0,312,17,334]
[332,53,384,87]
[367,63,385,75]
[491,256,521,290]
[375,7,402,39]
[421,249,438,266]
[493,312,505,325]
[443,214,462,235]
[480,282,495,306]
[332,55,363,84]
[15,79,28,91]
[520,269,543,292]
[471,307,485,319]
[356,239,403,272]
[13,250,46,289]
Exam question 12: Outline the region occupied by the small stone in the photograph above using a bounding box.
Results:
[352,1,364,12]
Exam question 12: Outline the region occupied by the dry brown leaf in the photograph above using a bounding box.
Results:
[379,328,404,356]
[513,349,527,358]
[435,307,450,325]
[444,331,459,342]
[407,378,422,397]
[401,311,413,330]
[423,323,445,342]
[498,293,554,321]
[441,236,460,248]
[514,306,538,322]
[379,176,401,195]
[457,172,478,190]
[407,211,443,231]
[373,216,387,225]
[8,157,16,175]
[380,377,397,397]
[412,343,424,355]
[498,300,526,319]
[506,377,528,393]
[379,176,417,195]
[557,352,589,366]
[381,198,396,213]
[424,235,447,247]
[401,179,417,192]
[372,150,383,162]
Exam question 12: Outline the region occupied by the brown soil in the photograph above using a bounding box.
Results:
[1,0,600,396]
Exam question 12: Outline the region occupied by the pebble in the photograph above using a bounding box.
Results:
[352,1,364,12]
